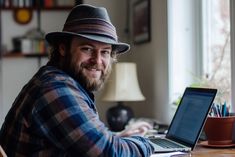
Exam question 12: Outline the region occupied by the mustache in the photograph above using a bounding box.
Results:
[81,63,104,71]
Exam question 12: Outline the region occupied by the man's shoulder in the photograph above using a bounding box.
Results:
[31,65,91,98]
[36,66,72,83]
[29,65,78,91]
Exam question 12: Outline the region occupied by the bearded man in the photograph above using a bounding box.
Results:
[0,4,154,157]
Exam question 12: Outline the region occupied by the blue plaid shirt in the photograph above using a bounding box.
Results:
[0,65,154,157]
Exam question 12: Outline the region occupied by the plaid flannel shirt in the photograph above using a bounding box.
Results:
[0,65,154,157]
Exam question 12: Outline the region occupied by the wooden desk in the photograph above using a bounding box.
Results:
[181,144,235,157]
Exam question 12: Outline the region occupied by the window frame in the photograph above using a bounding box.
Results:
[168,0,234,112]
[230,0,235,112]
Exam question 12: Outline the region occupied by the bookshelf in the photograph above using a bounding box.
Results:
[0,0,83,58]
[0,0,79,9]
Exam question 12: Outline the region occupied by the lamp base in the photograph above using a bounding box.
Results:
[106,102,134,132]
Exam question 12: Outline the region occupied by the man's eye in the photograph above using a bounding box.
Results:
[80,47,93,53]
[101,50,111,55]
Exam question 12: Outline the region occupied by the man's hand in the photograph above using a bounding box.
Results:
[116,121,153,137]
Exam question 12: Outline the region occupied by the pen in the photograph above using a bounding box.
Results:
[216,104,222,117]
[222,103,225,117]
[211,104,220,117]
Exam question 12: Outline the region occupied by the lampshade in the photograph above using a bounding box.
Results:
[101,62,145,131]
[102,62,145,101]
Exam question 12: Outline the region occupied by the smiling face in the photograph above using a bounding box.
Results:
[59,37,114,92]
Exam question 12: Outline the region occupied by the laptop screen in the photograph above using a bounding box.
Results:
[166,87,217,147]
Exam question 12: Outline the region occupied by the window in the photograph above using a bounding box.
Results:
[168,0,231,107]
[202,0,231,105]
[168,0,202,105]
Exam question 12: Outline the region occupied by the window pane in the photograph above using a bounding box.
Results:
[168,0,202,105]
[202,0,231,104]
[169,0,231,107]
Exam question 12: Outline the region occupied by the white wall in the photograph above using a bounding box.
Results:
[1,58,48,125]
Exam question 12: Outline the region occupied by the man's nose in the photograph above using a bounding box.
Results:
[91,51,102,64]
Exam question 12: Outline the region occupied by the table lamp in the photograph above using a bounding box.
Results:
[101,62,145,131]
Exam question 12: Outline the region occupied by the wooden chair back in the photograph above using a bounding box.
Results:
[0,146,7,157]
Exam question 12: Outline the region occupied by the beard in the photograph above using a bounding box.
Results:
[73,62,112,92]
[62,50,112,92]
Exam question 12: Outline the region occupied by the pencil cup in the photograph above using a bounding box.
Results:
[204,116,235,145]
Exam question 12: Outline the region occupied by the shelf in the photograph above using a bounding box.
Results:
[2,53,48,58]
[1,7,73,10]
[0,0,80,10]
[24,53,48,57]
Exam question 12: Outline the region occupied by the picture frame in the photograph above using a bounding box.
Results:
[132,0,151,44]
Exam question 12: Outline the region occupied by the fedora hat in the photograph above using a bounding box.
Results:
[45,4,130,54]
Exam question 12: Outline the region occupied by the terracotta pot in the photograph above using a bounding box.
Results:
[204,116,235,145]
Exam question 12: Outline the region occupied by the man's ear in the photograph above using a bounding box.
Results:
[59,44,66,56]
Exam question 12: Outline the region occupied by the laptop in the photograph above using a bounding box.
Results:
[149,87,217,153]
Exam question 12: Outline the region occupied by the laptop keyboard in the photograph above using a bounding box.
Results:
[150,138,185,148]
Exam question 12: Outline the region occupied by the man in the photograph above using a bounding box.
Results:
[0,4,154,157]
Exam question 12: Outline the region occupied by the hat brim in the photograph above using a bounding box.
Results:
[45,32,130,54]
